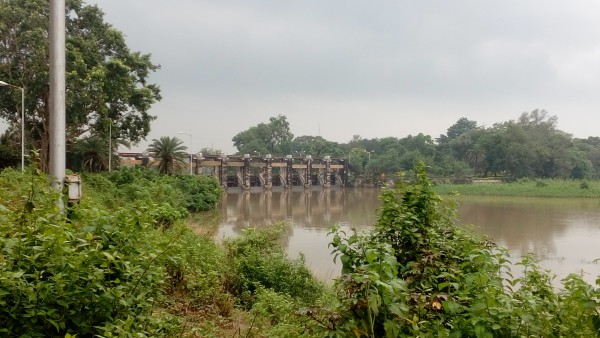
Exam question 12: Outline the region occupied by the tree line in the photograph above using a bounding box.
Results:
[232,110,600,181]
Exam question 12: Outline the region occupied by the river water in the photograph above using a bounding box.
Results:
[217,188,600,285]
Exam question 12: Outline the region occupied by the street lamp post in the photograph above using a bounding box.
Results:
[108,119,112,172]
[367,150,375,182]
[0,81,25,171]
[179,131,193,175]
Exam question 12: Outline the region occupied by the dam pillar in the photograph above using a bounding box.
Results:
[304,155,312,189]
[264,154,273,190]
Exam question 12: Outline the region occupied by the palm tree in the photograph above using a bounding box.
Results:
[146,136,188,175]
[73,136,109,172]
[70,131,131,172]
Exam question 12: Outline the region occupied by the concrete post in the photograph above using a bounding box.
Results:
[49,0,66,193]
[242,154,251,190]
[324,155,331,188]
[264,154,273,190]
[304,155,312,189]
[285,155,293,189]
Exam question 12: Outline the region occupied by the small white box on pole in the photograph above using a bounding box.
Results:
[64,174,82,202]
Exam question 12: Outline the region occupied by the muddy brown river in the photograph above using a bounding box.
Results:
[217,188,600,285]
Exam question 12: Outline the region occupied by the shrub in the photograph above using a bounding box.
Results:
[159,226,232,317]
[223,224,323,308]
[86,168,223,213]
[247,287,309,337]
[169,174,223,212]
[315,163,600,337]
[147,202,188,229]
[107,166,157,186]
[0,168,171,336]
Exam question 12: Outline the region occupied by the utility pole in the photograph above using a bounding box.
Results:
[179,132,193,174]
[108,120,112,172]
[49,0,66,192]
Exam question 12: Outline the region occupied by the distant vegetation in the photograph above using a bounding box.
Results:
[231,110,600,185]
[435,178,600,198]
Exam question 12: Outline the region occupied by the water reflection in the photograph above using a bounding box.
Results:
[456,196,600,284]
[217,189,600,284]
[219,187,379,232]
[217,188,380,280]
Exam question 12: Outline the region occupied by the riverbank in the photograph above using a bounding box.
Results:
[3,167,599,336]
[433,178,600,197]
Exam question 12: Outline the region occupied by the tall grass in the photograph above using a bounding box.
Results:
[434,178,600,197]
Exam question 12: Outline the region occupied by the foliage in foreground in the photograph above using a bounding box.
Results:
[84,166,222,214]
[0,167,325,336]
[313,163,600,337]
[3,163,599,337]
[222,224,323,309]
[0,168,177,336]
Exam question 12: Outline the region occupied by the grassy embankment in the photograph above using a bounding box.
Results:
[434,178,600,198]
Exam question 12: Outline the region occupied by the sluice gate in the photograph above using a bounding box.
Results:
[200,154,348,190]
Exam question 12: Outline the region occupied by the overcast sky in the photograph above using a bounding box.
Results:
[81,1,600,152]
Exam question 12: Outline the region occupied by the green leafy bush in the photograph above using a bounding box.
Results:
[0,168,172,336]
[223,224,323,308]
[107,166,158,186]
[149,202,188,228]
[317,163,600,337]
[86,167,223,213]
[159,227,233,317]
[3,166,323,336]
[247,287,309,337]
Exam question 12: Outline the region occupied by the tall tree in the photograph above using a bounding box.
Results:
[437,117,478,144]
[347,147,368,175]
[146,136,187,175]
[232,115,293,155]
[291,135,344,157]
[0,0,161,171]
[0,127,20,168]
[70,135,109,172]
[68,129,129,172]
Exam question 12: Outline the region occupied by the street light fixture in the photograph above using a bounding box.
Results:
[0,81,25,171]
[178,131,193,174]
[368,150,375,163]
[253,150,261,157]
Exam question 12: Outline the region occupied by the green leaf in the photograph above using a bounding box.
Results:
[365,249,378,263]
[384,319,401,338]
[442,300,463,315]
